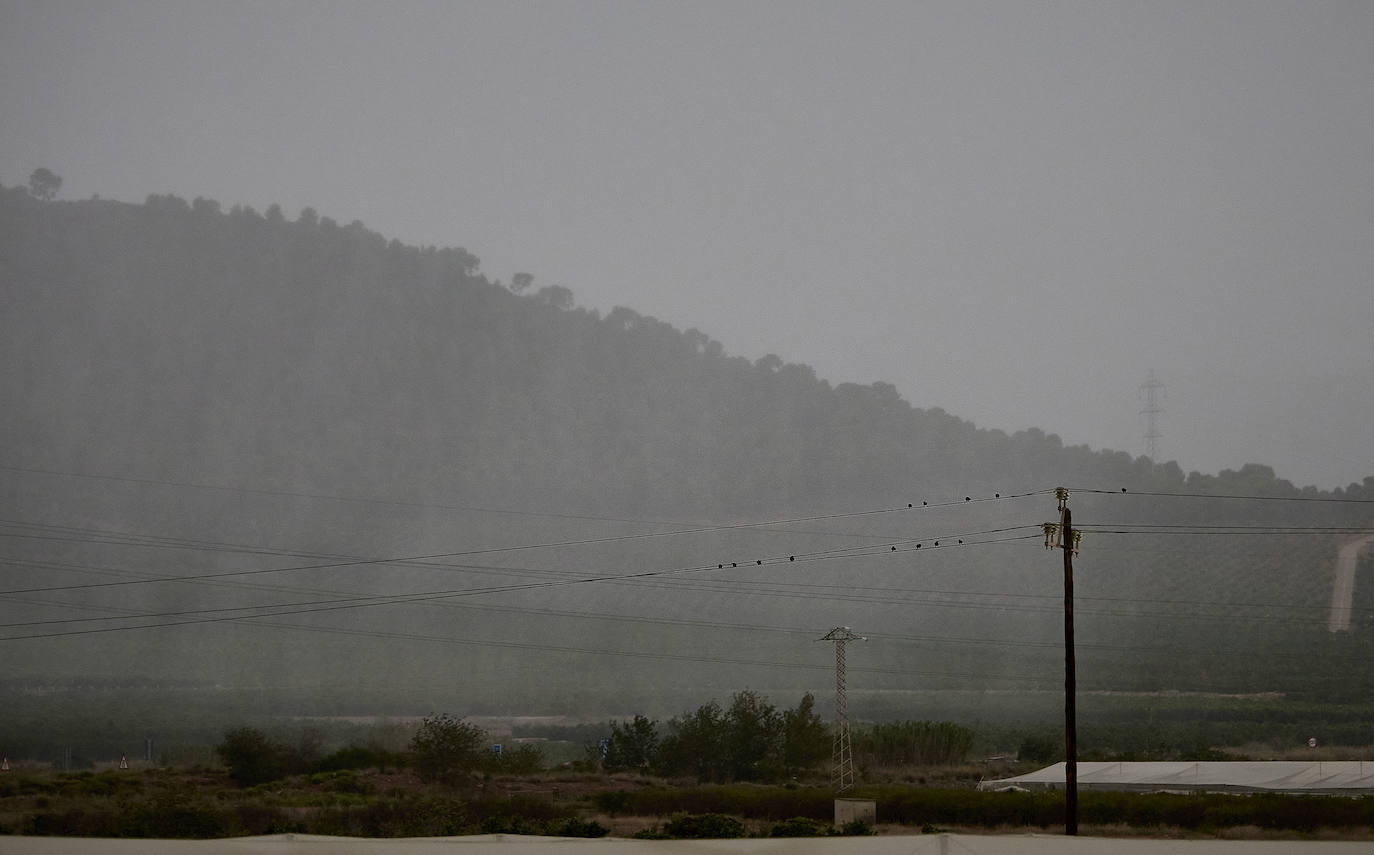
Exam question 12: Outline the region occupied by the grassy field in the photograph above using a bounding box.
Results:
[3,760,1374,841]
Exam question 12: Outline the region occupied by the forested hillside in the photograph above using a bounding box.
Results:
[3,185,1373,716]
[0,186,1175,516]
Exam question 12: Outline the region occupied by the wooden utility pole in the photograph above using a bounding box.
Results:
[1046,487,1079,835]
[1062,502,1077,835]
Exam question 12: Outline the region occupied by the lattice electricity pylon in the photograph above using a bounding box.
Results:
[820,626,865,792]
[1139,370,1166,461]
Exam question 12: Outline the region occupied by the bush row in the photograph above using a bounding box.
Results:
[13,785,1374,838]
[595,784,835,820]
[594,784,1374,833]
[876,787,1374,832]
[13,792,590,839]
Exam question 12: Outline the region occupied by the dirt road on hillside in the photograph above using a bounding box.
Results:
[1327,530,1374,632]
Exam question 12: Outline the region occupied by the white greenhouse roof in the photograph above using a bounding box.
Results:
[979,761,1374,794]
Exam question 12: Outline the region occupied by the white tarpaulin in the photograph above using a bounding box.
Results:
[979,761,1374,794]
[3,835,1374,855]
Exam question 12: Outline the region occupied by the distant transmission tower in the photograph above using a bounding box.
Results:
[820,626,865,792]
[1138,370,1166,461]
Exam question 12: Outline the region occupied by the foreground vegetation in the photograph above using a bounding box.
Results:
[4,690,1374,841]
[4,764,1374,840]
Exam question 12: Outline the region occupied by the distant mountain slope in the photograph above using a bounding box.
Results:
[3,185,1372,713]
[0,185,1190,516]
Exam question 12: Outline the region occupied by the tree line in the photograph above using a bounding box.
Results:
[213,690,977,788]
[601,692,975,782]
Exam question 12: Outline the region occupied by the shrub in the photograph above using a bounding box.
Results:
[216,728,299,787]
[308,795,469,837]
[410,714,485,786]
[552,818,610,838]
[319,770,375,795]
[769,816,830,837]
[663,812,747,839]
[594,789,631,815]
[120,797,236,839]
[475,815,606,837]
[314,745,402,773]
[1017,733,1061,766]
[466,794,571,825]
[838,819,875,835]
[857,721,975,767]
[592,783,831,820]
[480,815,542,835]
[28,808,120,837]
[483,743,544,775]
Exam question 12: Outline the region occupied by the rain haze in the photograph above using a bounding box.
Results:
[10,5,1374,839]
[3,0,1371,490]
[4,0,1374,726]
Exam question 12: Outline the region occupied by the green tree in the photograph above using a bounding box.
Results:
[724,690,783,781]
[857,721,975,766]
[486,742,544,774]
[1018,732,1060,765]
[216,727,290,786]
[410,714,485,785]
[655,692,800,782]
[782,692,830,771]
[534,284,574,309]
[657,700,728,781]
[604,714,659,771]
[27,168,61,201]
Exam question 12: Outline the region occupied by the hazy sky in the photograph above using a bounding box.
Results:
[3,0,1371,490]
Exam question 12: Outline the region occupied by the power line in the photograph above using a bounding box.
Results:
[1070,487,1374,504]
[246,619,1058,686]
[7,521,1364,638]
[10,524,1351,617]
[0,531,1043,639]
[5,480,1369,680]
[0,522,1043,596]
[621,576,1357,628]
[5,583,1351,666]
[0,487,1048,593]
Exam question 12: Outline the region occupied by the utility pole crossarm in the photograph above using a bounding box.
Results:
[819,627,866,643]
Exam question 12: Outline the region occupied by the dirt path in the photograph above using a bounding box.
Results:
[1327,530,1374,632]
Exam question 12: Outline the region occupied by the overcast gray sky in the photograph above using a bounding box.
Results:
[3,0,1371,490]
